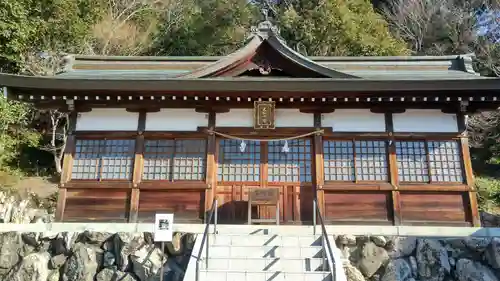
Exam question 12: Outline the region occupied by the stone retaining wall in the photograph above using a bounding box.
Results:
[0,231,194,281]
[340,235,500,281]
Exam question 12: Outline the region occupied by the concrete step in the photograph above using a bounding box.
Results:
[211,234,322,247]
[200,257,329,272]
[199,270,331,281]
[203,245,324,258]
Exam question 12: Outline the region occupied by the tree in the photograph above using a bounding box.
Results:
[275,0,409,56]
[381,0,500,164]
[150,0,259,56]
[0,92,40,170]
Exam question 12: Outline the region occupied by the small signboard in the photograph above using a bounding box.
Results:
[254,101,276,130]
[154,213,174,242]
[249,188,280,205]
[248,187,280,225]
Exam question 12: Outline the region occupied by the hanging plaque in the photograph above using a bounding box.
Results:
[253,101,275,130]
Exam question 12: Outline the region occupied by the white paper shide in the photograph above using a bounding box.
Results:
[154,213,174,242]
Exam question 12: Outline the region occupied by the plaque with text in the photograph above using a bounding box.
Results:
[253,101,275,130]
[249,188,280,205]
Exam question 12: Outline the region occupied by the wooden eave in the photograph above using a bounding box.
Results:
[2,74,500,93]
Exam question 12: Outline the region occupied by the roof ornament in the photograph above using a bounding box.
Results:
[251,2,280,39]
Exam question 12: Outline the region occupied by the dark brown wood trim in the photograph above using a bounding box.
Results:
[398,184,471,191]
[371,107,405,114]
[323,182,393,191]
[65,181,133,188]
[55,188,67,222]
[139,181,209,190]
[391,191,402,225]
[126,107,161,113]
[459,135,480,226]
[299,108,335,114]
[313,113,324,219]
[74,131,138,139]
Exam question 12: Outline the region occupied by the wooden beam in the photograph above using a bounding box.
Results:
[457,112,480,226]
[205,112,216,219]
[313,113,325,217]
[54,188,67,222]
[385,112,402,225]
[56,111,78,221]
[129,111,146,222]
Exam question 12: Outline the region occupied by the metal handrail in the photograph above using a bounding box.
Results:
[313,197,336,281]
[195,198,218,281]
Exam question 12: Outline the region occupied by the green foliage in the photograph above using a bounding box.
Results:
[0,94,40,170]
[0,0,104,71]
[277,0,409,56]
[150,0,259,56]
[476,176,500,213]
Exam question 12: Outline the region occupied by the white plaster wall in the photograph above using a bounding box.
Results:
[216,109,253,127]
[393,109,458,132]
[145,109,208,131]
[216,108,314,127]
[322,109,386,132]
[275,109,313,127]
[76,108,139,131]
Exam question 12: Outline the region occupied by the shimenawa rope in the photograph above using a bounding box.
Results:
[205,129,323,142]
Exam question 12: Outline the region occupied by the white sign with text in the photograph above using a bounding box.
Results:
[154,213,174,242]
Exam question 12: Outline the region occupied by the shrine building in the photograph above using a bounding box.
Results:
[2,22,500,227]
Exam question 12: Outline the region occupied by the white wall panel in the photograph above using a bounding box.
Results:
[322,109,386,132]
[393,109,458,132]
[216,109,253,127]
[76,108,138,131]
[275,109,313,127]
[146,109,208,131]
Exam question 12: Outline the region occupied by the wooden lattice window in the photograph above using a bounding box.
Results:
[396,140,463,183]
[323,140,388,181]
[268,139,312,182]
[218,139,260,182]
[143,139,206,181]
[72,139,135,180]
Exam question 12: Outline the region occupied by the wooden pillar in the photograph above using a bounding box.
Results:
[457,112,481,227]
[313,112,325,218]
[205,112,216,220]
[129,111,146,223]
[56,111,78,222]
[385,112,402,225]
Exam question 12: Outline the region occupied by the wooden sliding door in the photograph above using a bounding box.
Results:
[215,138,313,224]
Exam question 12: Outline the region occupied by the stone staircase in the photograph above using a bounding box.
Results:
[184,228,348,281]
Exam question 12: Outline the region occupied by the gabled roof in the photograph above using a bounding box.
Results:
[54,21,482,81]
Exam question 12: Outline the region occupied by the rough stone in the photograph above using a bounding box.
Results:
[371,236,387,248]
[47,270,60,281]
[485,237,500,269]
[63,242,102,281]
[49,254,67,269]
[103,251,116,268]
[357,242,389,278]
[96,268,138,281]
[113,232,147,271]
[0,232,23,274]
[380,259,412,281]
[455,258,499,281]
[388,237,417,259]
[130,245,165,281]
[344,263,366,281]
[77,231,113,245]
[415,239,450,281]
[408,256,417,277]
[338,235,357,246]
[5,252,51,281]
